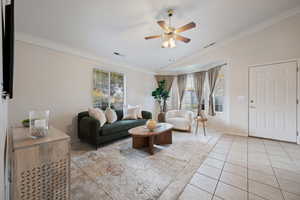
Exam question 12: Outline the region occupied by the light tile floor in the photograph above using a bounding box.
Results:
[178,135,300,200]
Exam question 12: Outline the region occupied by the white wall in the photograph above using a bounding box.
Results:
[162,12,300,136]
[8,41,156,142]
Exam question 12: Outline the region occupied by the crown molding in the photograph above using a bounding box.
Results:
[15,32,156,75]
[159,6,300,71]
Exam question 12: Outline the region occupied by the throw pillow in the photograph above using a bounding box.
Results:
[136,105,143,119]
[123,107,138,120]
[88,108,107,127]
[128,105,143,119]
[105,108,118,123]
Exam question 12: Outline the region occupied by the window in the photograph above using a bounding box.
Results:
[110,72,125,109]
[182,75,198,112]
[167,83,175,111]
[93,69,109,108]
[214,69,225,112]
[92,69,125,109]
[180,67,225,113]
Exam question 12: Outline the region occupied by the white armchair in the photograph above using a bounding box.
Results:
[165,110,194,132]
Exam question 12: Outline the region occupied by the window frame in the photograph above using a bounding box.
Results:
[182,74,198,113]
[92,68,126,109]
[213,68,225,114]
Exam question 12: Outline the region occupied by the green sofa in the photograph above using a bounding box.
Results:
[78,109,152,148]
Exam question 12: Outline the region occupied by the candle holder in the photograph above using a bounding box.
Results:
[29,110,50,138]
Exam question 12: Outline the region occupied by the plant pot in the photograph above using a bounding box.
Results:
[22,119,30,128]
[157,112,166,122]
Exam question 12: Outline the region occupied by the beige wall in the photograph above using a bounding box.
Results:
[9,41,156,142]
[162,13,300,136]
[0,5,5,199]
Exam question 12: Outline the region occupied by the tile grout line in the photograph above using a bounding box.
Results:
[247,145,295,188]
[278,142,299,196]
[262,140,286,200]
[247,139,272,200]
[247,136,249,200]
[246,138,274,200]
[277,141,300,198]
[210,135,234,200]
[279,141,298,168]
[168,131,222,200]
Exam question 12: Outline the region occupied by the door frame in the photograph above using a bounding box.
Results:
[248,59,300,144]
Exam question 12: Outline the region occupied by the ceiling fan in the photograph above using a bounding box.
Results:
[145,9,196,48]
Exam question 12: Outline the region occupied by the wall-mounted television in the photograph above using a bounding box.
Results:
[2,0,14,99]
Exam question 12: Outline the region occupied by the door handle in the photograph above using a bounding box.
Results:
[250,106,256,109]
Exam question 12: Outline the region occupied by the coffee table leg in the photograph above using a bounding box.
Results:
[132,136,147,148]
[155,130,172,145]
[148,136,154,155]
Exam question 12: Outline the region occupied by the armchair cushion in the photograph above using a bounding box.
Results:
[165,110,194,131]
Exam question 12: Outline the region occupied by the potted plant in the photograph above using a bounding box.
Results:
[151,80,170,122]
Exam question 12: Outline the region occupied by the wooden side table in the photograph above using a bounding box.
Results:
[12,127,70,200]
[195,116,208,136]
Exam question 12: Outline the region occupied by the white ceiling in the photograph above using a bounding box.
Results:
[15,0,300,72]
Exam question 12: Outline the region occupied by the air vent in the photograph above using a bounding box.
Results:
[203,42,216,49]
[113,52,125,57]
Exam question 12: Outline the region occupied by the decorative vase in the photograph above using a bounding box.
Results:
[29,110,50,138]
[146,119,157,131]
[157,112,166,122]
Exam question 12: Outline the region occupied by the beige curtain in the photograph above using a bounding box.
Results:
[154,75,174,92]
[208,66,222,116]
[154,75,175,112]
[193,71,206,116]
[177,74,188,109]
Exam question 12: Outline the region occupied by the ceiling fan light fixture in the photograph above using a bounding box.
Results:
[161,33,176,48]
[169,38,176,48]
[145,9,195,48]
[162,37,176,48]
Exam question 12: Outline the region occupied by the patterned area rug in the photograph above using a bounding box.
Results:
[70,130,222,200]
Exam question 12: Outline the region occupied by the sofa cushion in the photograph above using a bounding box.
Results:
[101,119,147,136]
[115,110,123,120]
[123,107,138,120]
[88,108,107,127]
[105,108,118,123]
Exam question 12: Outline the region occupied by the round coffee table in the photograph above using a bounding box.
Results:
[128,123,173,155]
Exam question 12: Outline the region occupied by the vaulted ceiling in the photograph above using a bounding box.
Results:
[16,0,300,72]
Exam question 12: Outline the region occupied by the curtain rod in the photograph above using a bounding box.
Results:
[178,63,227,76]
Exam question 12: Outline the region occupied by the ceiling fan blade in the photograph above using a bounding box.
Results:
[144,35,161,40]
[157,21,169,31]
[175,22,196,33]
[175,35,191,43]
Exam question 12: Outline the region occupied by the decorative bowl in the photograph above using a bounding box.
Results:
[146,119,157,131]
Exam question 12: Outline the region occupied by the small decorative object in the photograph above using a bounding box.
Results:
[29,110,50,138]
[146,119,157,131]
[22,119,30,128]
[151,80,170,122]
[157,112,166,122]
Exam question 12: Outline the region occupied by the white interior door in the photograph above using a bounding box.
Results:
[249,61,297,142]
